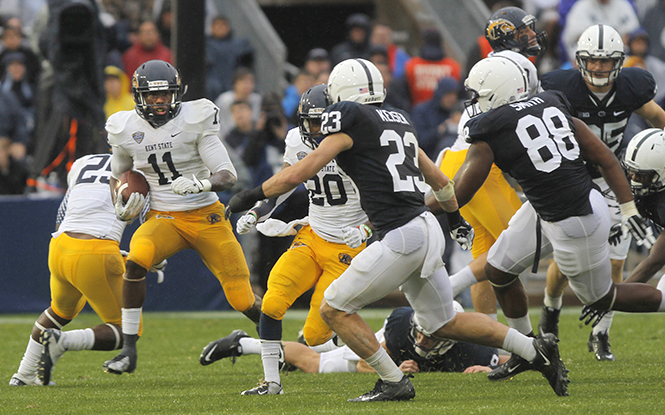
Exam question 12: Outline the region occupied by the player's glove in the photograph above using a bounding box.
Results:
[225,186,266,219]
[447,210,474,251]
[579,305,608,328]
[171,174,212,195]
[342,224,372,249]
[608,223,623,246]
[114,187,146,222]
[620,201,656,249]
[236,211,258,235]
[150,259,167,284]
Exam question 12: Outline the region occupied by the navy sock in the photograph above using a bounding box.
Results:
[259,313,282,340]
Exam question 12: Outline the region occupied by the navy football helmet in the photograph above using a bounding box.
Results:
[132,60,183,127]
[485,6,547,57]
[298,83,329,148]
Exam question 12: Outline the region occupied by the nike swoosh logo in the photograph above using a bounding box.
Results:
[537,348,550,366]
[507,364,522,373]
[204,344,217,362]
[613,111,625,116]
[171,132,182,137]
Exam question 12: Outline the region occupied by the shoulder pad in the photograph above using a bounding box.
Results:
[284,128,302,148]
[182,99,219,126]
[105,111,135,135]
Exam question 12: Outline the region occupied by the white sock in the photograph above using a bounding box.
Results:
[543,289,563,310]
[506,313,533,335]
[449,266,478,297]
[657,274,665,291]
[62,328,95,351]
[502,328,536,361]
[238,337,261,355]
[122,308,141,335]
[15,337,42,382]
[260,340,282,384]
[364,347,403,383]
[308,336,340,353]
[592,311,614,334]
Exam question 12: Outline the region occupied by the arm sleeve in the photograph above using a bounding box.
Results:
[252,187,297,222]
[198,134,237,178]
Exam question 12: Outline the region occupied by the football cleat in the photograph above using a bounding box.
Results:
[241,380,284,395]
[538,306,561,337]
[38,329,66,386]
[9,375,32,386]
[103,348,137,375]
[531,333,570,397]
[487,353,534,381]
[588,330,615,361]
[199,329,249,366]
[348,375,415,402]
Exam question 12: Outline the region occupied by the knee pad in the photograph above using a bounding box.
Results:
[260,291,290,320]
[224,282,255,313]
[302,324,333,347]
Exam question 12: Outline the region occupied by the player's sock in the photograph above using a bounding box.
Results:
[238,337,261,355]
[543,290,563,310]
[592,311,614,334]
[62,328,95,351]
[364,346,403,383]
[121,308,141,336]
[449,265,477,297]
[260,340,282,384]
[503,328,537,362]
[308,336,340,353]
[506,313,532,336]
[15,337,42,382]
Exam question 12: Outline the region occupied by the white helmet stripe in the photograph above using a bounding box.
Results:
[355,58,374,95]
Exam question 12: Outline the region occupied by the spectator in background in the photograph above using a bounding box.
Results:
[303,48,331,79]
[562,0,639,64]
[403,28,461,107]
[224,100,255,160]
[215,67,262,140]
[206,14,255,100]
[370,22,409,79]
[374,61,411,112]
[411,77,460,159]
[626,27,665,105]
[1,52,35,136]
[0,25,40,86]
[640,0,665,62]
[122,20,172,79]
[281,70,315,128]
[0,136,28,195]
[154,2,173,48]
[103,65,134,120]
[0,85,29,162]
[330,13,372,65]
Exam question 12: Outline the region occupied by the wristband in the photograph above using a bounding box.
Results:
[619,200,639,218]
[199,178,212,192]
[360,224,373,239]
[446,210,463,228]
[433,180,455,202]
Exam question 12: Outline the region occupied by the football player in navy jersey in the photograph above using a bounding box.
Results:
[539,24,665,361]
[227,58,571,400]
[457,56,662,384]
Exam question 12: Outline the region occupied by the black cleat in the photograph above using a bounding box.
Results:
[538,306,561,337]
[487,353,534,381]
[348,375,415,402]
[38,329,65,386]
[200,329,250,366]
[532,333,570,397]
[588,331,615,361]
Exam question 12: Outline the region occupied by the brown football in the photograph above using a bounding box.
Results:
[117,170,149,203]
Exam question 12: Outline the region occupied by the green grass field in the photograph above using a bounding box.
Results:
[2,308,665,415]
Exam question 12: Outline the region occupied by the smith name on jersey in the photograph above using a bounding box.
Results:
[106,99,236,211]
[464,90,594,222]
[321,101,427,237]
[283,128,367,244]
[541,67,656,165]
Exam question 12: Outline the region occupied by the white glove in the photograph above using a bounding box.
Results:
[150,259,167,283]
[115,188,146,222]
[620,201,656,249]
[171,174,212,195]
[342,224,372,249]
[236,211,258,235]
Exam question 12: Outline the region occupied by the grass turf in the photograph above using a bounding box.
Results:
[2,308,665,414]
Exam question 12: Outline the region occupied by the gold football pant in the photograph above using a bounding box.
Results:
[262,225,364,346]
[441,149,522,258]
[127,201,255,312]
[47,233,140,333]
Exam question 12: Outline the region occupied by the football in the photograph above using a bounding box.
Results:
[117,170,149,203]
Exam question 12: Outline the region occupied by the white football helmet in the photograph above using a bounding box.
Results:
[623,128,665,196]
[464,55,529,114]
[326,58,385,105]
[409,301,463,359]
[576,24,625,87]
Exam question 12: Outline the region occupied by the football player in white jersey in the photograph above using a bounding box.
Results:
[427,6,543,319]
[102,60,261,375]
[200,84,370,395]
[10,154,135,386]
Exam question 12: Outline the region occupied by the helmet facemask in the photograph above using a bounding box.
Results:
[575,24,626,88]
[298,84,329,149]
[486,7,547,57]
[409,319,455,359]
[622,128,665,196]
[132,60,183,127]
